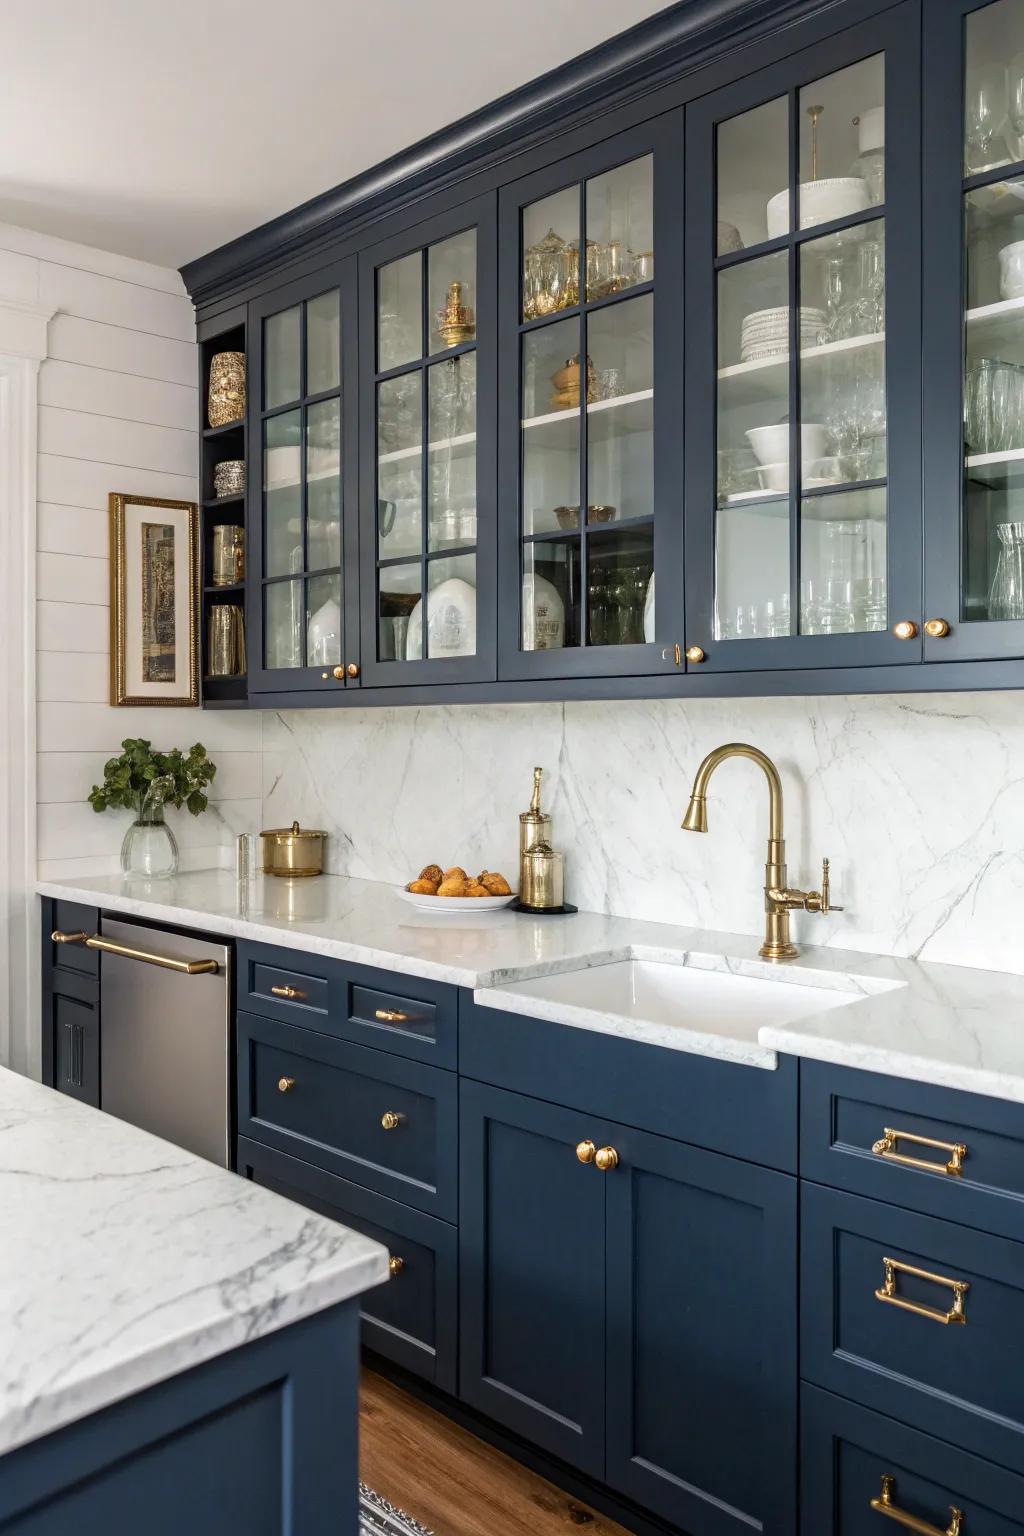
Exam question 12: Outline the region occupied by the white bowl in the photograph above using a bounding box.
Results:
[999,239,1024,299]
[766,178,869,240]
[746,423,829,467]
[396,886,517,914]
[756,461,789,494]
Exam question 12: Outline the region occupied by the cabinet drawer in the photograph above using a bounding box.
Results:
[238,1137,456,1392]
[801,1060,1024,1242]
[237,1011,458,1220]
[802,1182,1024,1475]
[237,940,457,1067]
[802,1384,1024,1535]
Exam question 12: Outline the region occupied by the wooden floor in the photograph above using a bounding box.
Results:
[360,1370,632,1536]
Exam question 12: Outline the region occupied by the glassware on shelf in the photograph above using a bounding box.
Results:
[849,107,885,205]
[587,566,610,646]
[1009,53,1024,163]
[524,227,569,320]
[966,62,1008,172]
[988,521,1024,619]
[965,358,1024,454]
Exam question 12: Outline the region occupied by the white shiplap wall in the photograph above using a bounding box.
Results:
[0,222,262,877]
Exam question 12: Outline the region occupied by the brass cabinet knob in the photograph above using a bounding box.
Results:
[892,620,919,640]
[594,1146,619,1172]
[684,645,706,664]
[332,665,346,680]
[924,618,951,638]
[381,1110,404,1131]
[576,1140,596,1165]
[277,1076,296,1094]
[388,1255,405,1277]
[346,661,360,678]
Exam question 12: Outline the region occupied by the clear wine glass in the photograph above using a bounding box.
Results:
[1008,54,1024,160]
[965,63,1008,172]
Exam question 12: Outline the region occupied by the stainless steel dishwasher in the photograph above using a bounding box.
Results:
[99,917,232,1166]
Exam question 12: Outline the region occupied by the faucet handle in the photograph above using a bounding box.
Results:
[806,857,843,914]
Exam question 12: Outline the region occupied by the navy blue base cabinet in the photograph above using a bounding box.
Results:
[459,1077,798,1535]
[0,1304,361,1536]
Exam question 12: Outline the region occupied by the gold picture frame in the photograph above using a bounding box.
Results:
[109,493,200,707]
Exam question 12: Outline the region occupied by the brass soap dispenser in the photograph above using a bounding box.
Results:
[519,767,551,889]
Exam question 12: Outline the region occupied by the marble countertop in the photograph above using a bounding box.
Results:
[37,869,1024,1105]
[0,1064,389,1458]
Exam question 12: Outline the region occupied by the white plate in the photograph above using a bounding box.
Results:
[397,886,517,914]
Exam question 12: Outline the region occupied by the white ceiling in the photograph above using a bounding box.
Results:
[1,0,670,272]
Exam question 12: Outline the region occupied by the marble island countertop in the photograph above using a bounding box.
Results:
[0,1064,389,1458]
[37,868,1024,1105]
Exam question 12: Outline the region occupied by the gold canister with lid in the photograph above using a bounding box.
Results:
[259,821,326,878]
[520,841,565,912]
[519,766,551,886]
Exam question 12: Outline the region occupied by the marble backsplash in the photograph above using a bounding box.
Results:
[261,691,1024,975]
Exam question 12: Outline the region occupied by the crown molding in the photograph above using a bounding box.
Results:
[0,300,57,364]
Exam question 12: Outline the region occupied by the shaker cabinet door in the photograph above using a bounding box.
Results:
[458,1079,608,1477]
[357,196,498,687]
[247,258,360,695]
[604,1125,798,1536]
[496,115,686,683]
[684,4,923,676]
[923,0,1024,665]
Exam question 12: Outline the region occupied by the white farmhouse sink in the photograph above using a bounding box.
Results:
[478,956,904,1066]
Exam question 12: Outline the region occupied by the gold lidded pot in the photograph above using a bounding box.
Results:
[208,351,246,428]
[436,280,476,348]
[520,841,565,912]
[260,820,326,878]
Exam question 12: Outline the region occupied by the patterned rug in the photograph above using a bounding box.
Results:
[359,1483,435,1536]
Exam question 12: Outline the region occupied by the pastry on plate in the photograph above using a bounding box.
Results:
[419,863,443,885]
[480,871,512,896]
[408,878,439,895]
[437,874,468,897]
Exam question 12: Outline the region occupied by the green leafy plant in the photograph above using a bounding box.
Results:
[88,739,217,819]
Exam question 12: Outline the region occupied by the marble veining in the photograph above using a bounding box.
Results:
[36,870,1024,1104]
[0,1064,389,1457]
[258,691,1024,976]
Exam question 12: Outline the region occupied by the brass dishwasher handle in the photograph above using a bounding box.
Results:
[875,1257,969,1325]
[270,984,306,1000]
[51,930,218,976]
[375,1007,410,1022]
[871,1474,964,1535]
[872,1127,967,1178]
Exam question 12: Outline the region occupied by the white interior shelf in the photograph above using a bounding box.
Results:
[965,295,1024,363]
[377,431,477,467]
[521,388,653,448]
[717,333,884,410]
[966,447,1024,485]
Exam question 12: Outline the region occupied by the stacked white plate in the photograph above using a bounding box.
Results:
[740,306,826,364]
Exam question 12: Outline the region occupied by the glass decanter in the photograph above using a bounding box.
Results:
[988,521,1024,621]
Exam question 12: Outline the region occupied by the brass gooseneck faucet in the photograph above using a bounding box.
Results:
[681,742,841,961]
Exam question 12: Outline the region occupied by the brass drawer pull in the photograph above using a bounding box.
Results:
[875,1257,969,1326]
[375,1007,410,1023]
[270,984,306,1001]
[277,1077,296,1094]
[388,1255,405,1277]
[871,1474,963,1535]
[381,1111,404,1131]
[51,930,218,976]
[872,1127,967,1178]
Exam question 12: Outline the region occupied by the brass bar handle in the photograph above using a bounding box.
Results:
[870,1475,964,1535]
[388,1255,405,1277]
[875,1257,969,1325]
[872,1127,967,1178]
[375,1007,410,1022]
[381,1111,404,1131]
[52,930,218,976]
[270,984,306,1000]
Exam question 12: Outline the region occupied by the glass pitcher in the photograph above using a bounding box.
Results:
[988,521,1024,621]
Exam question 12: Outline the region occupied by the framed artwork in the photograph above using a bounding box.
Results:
[109,493,200,706]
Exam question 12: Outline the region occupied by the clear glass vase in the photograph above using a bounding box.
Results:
[988,521,1024,621]
[120,797,178,879]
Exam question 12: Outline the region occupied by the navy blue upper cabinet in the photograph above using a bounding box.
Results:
[247,259,360,695]
[683,4,923,675]
[357,197,499,687]
[496,117,686,682]
[924,0,1024,663]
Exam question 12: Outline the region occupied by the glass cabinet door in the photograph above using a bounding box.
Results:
[499,121,684,679]
[924,0,1024,662]
[358,199,496,685]
[684,7,922,673]
[249,263,357,693]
